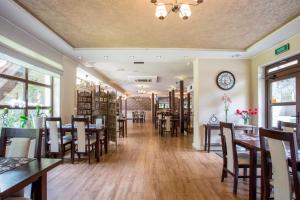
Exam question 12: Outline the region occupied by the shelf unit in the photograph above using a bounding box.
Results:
[77,91,92,121]
[77,88,118,145]
[107,92,117,144]
[93,87,108,123]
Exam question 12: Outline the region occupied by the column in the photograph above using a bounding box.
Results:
[193,58,203,150]
[169,91,172,111]
[171,89,175,113]
[151,93,155,123]
[187,92,191,131]
[179,80,184,134]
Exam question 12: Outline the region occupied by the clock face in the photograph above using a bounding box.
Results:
[216,71,235,90]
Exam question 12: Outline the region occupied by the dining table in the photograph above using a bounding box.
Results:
[204,123,258,153]
[0,158,62,200]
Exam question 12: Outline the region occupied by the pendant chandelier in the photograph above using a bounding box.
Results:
[151,0,204,20]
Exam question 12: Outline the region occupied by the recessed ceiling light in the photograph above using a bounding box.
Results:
[129,56,135,59]
[104,56,108,60]
[157,56,162,59]
[232,54,241,58]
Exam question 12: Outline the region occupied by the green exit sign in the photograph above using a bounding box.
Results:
[275,44,290,55]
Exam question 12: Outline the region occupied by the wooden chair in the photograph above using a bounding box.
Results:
[45,117,72,160]
[277,121,297,133]
[162,115,171,136]
[157,113,163,135]
[260,128,300,200]
[0,128,42,159]
[220,122,258,194]
[0,128,42,200]
[139,111,145,123]
[132,111,138,123]
[71,116,97,164]
[93,116,106,155]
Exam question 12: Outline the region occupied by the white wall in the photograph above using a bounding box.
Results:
[193,58,251,149]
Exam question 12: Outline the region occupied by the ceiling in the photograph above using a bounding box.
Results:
[15,0,300,50]
[93,61,193,96]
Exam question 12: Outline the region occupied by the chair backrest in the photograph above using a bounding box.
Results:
[158,113,162,120]
[72,116,89,153]
[220,122,237,174]
[165,116,171,131]
[259,128,300,200]
[0,128,42,159]
[278,121,297,132]
[96,118,103,128]
[45,117,62,153]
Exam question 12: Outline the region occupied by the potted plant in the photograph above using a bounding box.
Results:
[32,105,46,128]
[20,114,30,128]
[235,108,258,125]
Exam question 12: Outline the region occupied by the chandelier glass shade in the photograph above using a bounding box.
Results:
[151,0,203,20]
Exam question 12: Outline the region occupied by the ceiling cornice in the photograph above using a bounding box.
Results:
[0,0,299,65]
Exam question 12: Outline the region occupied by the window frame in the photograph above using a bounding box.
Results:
[0,68,53,116]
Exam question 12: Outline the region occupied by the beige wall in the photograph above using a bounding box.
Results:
[60,56,77,123]
[193,58,251,149]
[250,33,300,126]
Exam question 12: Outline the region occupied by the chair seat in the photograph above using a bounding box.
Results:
[47,135,72,145]
[100,135,105,140]
[237,152,261,166]
[74,137,97,145]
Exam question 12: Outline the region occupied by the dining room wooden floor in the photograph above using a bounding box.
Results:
[47,121,248,200]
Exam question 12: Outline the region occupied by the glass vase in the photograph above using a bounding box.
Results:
[243,118,249,125]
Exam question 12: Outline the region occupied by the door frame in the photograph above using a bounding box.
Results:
[265,54,300,128]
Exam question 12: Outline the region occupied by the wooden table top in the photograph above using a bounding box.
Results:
[204,123,257,129]
[234,138,261,151]
[61,124,105,131]
[0,158,62,198]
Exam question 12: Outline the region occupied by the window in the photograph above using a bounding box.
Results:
[265,54,300,128]
[0,58,54,127]
[267,60,298,73]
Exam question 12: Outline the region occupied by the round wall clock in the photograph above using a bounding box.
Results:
[216,71,235,90]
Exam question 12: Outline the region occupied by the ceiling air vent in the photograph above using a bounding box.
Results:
[134,61,144,64]
[128,76,158,83]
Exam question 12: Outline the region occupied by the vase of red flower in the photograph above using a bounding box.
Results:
[235,108,258,125]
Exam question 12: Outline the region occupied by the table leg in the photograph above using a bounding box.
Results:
[31,173,47,200]
[96,131,100,162]
[105,129,108,154]
[208,128,211,153]
[71,132,74,164]
[125,120,127,137]
[249,148,257,200]
[204,126,207,152]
